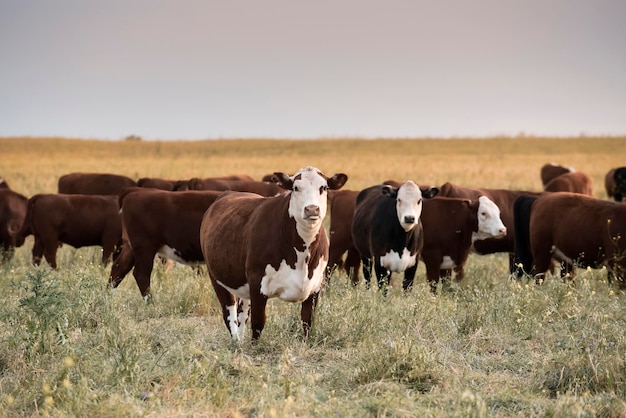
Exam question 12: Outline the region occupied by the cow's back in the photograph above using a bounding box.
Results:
[58,172,136,195]
[543,172,593,196]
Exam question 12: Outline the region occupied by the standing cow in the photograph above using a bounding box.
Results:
[605,167,626,202]
[543,171,593,196]
[0,189,28,259]
[514,192,626,284]
[14,194,122,268]
[200,166,348,341]
[58,172,136,195]
[351,181,439,292]
[540,163,573,186]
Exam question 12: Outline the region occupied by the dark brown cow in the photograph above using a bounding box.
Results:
[136,177,189,191]
[187,178,284,197]
[200,166,348,341]
[109,188,222,299]
[540,163,573,186]
[327,190,361,284]
[438,182,542,271]
[0,189,28,258]
[543,171,593,196]
[514,192,626,285]
[605,167,626,202]
[58,172,136,195]
[13,194,121,268]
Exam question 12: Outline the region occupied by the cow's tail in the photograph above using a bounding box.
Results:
[512,194,538,278]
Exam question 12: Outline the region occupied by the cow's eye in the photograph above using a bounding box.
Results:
[320,185,328,194]
[294,186,300,192]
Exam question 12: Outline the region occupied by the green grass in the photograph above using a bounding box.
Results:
[1,137,625,416]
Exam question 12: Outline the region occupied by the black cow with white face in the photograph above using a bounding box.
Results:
[351,181,439,292]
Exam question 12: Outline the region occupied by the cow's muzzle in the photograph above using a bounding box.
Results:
[304,205,321,220]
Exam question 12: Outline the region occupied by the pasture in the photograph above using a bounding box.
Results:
[1,136,625,417]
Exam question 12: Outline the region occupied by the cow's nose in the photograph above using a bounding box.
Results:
[500,226,507,236]
[404,215,415,224]
[305,205,320,218]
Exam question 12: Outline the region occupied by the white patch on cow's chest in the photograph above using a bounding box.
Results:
[440,256,456,269]
[217,281,251,300]
[157,245,193,265]
[260,248,326,302]
[379,248,417,272]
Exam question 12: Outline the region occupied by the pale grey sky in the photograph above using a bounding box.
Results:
[1,0,625,140]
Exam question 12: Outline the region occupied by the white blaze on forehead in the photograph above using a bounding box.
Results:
[288,166,329,244]
[379,248,417,272]
[396,181,423,232]
[472,196,507,242]
[260,248,326,302]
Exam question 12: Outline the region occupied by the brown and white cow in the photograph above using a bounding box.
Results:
[13,194,122,268]
[109,187,223,299]
[187,178,284,197]
[200,166,348,341]
[351,182,439,292]
[58,172,136,195]
[0,189,28,258]
[543,171,593,196]
[540,163,574,186]
[514,192,626,285]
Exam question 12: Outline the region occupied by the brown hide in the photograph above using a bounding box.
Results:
[17,194,121,268]
[543,171,593,196]
[0,189,28,255]
[58,172,136,195]
[187,178,283,196]
[540,163,573,186]
[109,188,222,297]
[137,177,188,191]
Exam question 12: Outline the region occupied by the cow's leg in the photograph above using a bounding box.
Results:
[101,231,120,266]
[236,298,250,340]
[423,258,442,294]
[42,238,59,269]
[249,289,268,341]
[373,262,390,293]
[131,247,157,299]
[344,248,362,286]
[300,290,320,339]
[109,243,135,288]
[210,280,240,341]
[402,263,418,291]
[32,237,44,266]
[361,257,373,288]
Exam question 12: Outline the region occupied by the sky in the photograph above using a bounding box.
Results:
[1,0,625,140]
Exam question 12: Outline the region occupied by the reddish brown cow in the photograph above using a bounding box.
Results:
[136,177,189,191]
[187,178,284,196]
[540,163,573,186]
[327,190,361,284]
[109,188,222,299]
[438,182,542,271]
[58,172,136,195]
[0,189,28,258]
[200,166,348,341]
[14,194,121,268]
[514,192,626,285]
[543,171,593,196]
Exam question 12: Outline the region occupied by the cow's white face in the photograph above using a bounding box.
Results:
[474,196,507,241]
[288,167,330,229]
[396,181,423,232]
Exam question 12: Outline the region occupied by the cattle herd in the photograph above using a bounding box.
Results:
[0,163,625,341]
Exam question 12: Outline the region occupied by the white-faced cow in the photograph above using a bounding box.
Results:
[58,172,136,195]
[200,166,348,341]
[109,187,223,299]
[540,163,574,186]
[514,192,626,286]
[0,189,28,259]
[13,194,122,268]
[605,167,626,202]
[543,171,593,196]
[351,181,439,292]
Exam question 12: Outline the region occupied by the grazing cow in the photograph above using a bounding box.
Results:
[438,182,542,272]
[514,192,626,285]
[200,166,348,341]
[606,167,626,201]
[136,177,189,191]
[543,171,593,196]
[187,178,284,197]
[540,163,574,186]
[13,194,121,268]
[109,188,222,299]
[0,189,28,258]
[351,182,439,292]
[58,172,136,195]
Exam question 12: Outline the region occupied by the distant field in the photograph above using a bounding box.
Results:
[1,136,625,417]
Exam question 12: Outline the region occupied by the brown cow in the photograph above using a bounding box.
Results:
[0,189,28,259]
[540,163,573,186]
[187,178,284,197]
[514,192,626,285]
[13,194,121,268]
[543,171,593,196]
[58,172,136,195]
[200,166,348,341]
[605,167,626,201]
[136,177,189,191]
[109,188,222,299]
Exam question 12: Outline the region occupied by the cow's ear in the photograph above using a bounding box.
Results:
[327,173,348,191]
[466,199,479,211]
[274,172,293,190]
[421,186,439,199]
[382,185,397,198]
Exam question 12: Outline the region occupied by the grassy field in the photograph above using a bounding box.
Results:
[0,136,625,417]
